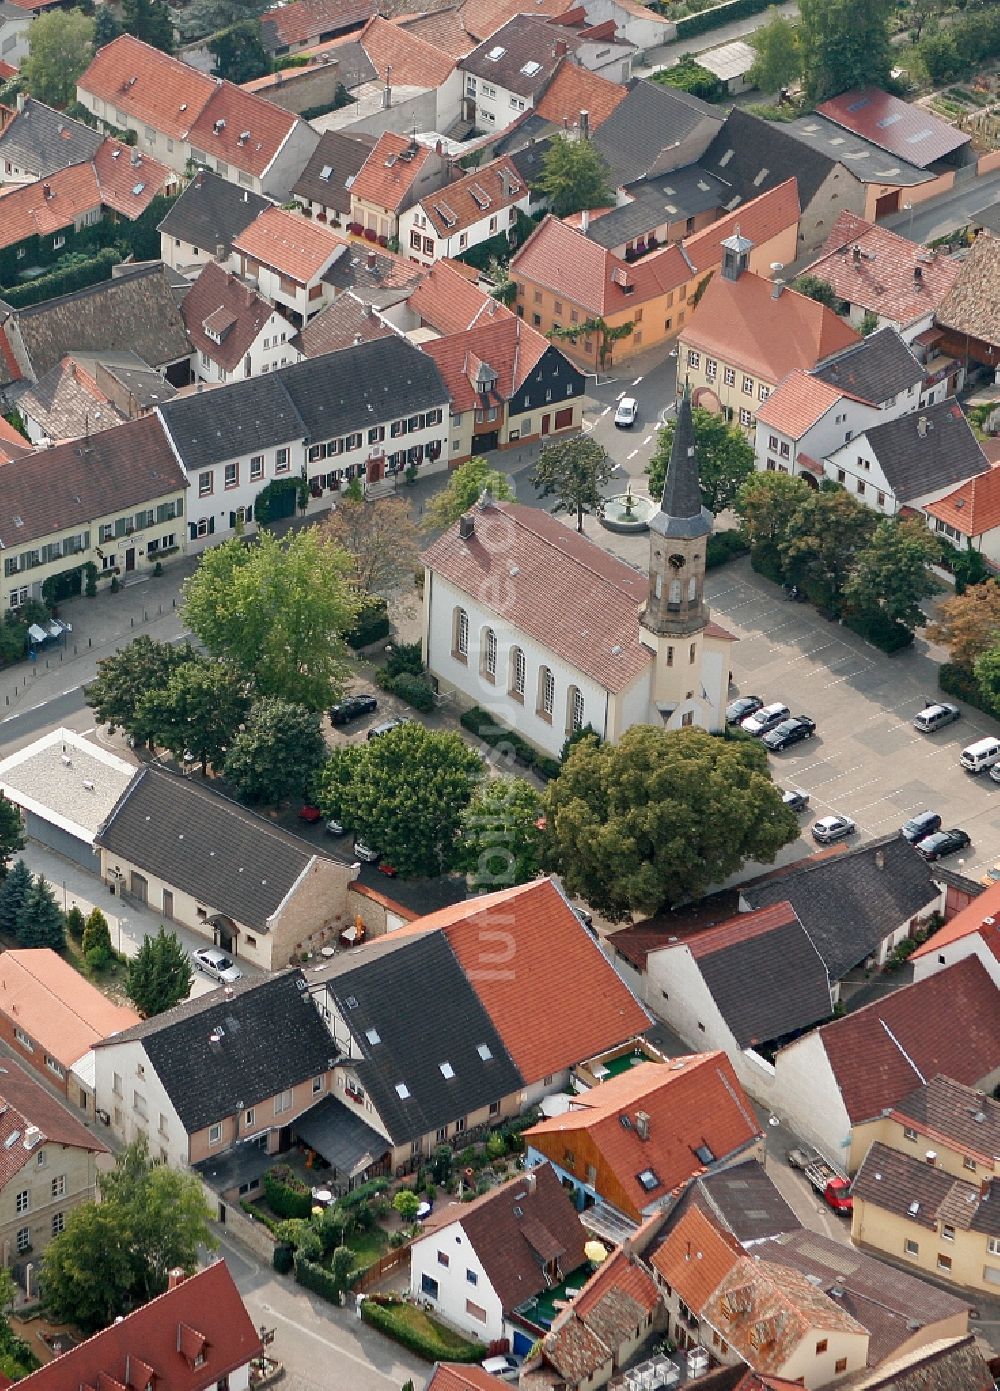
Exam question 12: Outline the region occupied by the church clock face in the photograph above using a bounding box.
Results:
[668,553,686,570]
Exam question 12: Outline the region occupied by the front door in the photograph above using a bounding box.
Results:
[541,414,551,435]
[368,455,384,484]
[214,919,235,954]
[129,871,148,904]
[125,547,136,573]
[162,889,173,920]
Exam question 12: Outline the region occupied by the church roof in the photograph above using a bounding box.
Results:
[651,386,713,540]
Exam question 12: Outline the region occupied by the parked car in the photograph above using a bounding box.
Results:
[354,838,380,862]
[192,947,242,985]
[614,397,638,428]
[367,717,410,741]
[901,810,941,844]
[482,1355,520,1383]
[913,701,960,734]
[811,814,856,844]
[726,695,763,725]
[762,715,816,751]
[915,827,971,861]
[741,702,790,736]
[298,805,323,824]
[325,818,346,837]
[329,693,378,726]
[782,789,810,813]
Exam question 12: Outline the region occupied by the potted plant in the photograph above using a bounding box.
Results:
[404,463,418,485]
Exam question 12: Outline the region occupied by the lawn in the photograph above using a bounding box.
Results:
[362,1298,484,1362]
[343,1225,388,1269]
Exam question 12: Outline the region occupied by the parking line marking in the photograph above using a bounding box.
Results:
[626,449,639,460]
[601,405,611,417]
[616,390,627,401]
[631,376,644,386]
[642,435,653,446]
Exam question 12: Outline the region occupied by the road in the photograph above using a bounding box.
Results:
[880,164,1000,245]
[634,1,799,77]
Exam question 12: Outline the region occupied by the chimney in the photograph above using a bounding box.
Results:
[635,1110,650,1141]
[42,183,52,200]
[581,208,590,235]
[875,849,885,870]
[981,1178,992,1201]
[579,109,590,141]
[353,333,362,345]
[913,264,923,283]
[771,278,784,300]
[916,415,929,439]
[458,513,475,541]
[435,138,443,155]
[367,249,378,270]
[925,1150,937,1166]
[383,82,392,110]
[130,147,140,167]
[16,91,24,114]
[555,39,568,56]
[167,1269,187,1290]
[194,171,204,189]
[524,1168,537,1195]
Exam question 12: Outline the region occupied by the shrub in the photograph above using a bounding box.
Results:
[84,562,98,598]
[337,1177,389,1211]
[939,661,990,715]
[347,596,390,649]
[82,907,113,970]
[842,609,914,654]
[706,530,750,569]
[273,1243,294,1274]
[749,541,785,585]
[386,642,424,678]
[390,671,435,712]
[361,1298,483,1362]
[293,1251,347,1302]
[532,754,561,781]
[263,1164,313,1219]
[65,906,86,942]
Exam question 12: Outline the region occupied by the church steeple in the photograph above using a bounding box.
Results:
[652,385,712,542]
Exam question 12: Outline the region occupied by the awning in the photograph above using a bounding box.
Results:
[194,1139,274,1195]
[27,624,47,643]
[294,1096,388,1177]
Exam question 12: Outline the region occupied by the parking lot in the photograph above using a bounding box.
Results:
[711,561,1000,881]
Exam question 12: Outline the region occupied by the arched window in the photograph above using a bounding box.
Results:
[539,666,555,717]
[668,579,682,606]
[510,646,526,698]
[567,686,585,733]
[688,577,698,601]
[454,608,469,658]
[482,627,497,678]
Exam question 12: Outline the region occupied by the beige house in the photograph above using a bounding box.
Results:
[94,766,358,971]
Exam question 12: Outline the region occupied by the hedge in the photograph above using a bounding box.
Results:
[459,706,536,767]
[273,1243,294,1274]
[348,596,390,650]
[361,1298,484,1363]
[294,1250,358,1301]
[939,661,993,717]
[842,609,914,654]
[336,1177,389,1212]
[240,1199,283,1234]
[263,1165,313,1219]
[707,530,750,570]
[2,247,121,310]
[387,671,435,712]
[673,0,772,39]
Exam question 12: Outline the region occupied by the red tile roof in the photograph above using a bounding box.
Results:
[0,61,16,82]
[818,88,969,169]
[421,498,655,693]
[0,417,30,463]
[911,879,1000,958]
[352,130,435,215]
[418,155,526,238]
[683,178,799,275]
[524,1053,762,1219]
[803,211,961,330]
[404,258,505,334]
[535,63,628,130]
[681,271,860,385]
[78,34,217,141]
[0,1054,107,1188]
[923,461,1000,539]
[650,1203,743,1310]
[263,0,378,48]
[188,84,299,179]
[460,0,569,41]
[393,8,477,59]
[792,956,1000,1124]
[15,1262,261,1391]
[356,14,458,89]
[0,162,101,251]
[398,878,650,1082]
[182,261,291,371]
[427,1367,516,1391]
[0,949,140,1070]
[754,369,848,439]
[573,1247,659,1320]
[233,205,345,282]
[420,311,550,412]
[684,901,800,959]
[93,137,174,217]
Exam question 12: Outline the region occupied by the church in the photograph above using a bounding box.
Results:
[420,390,736,759]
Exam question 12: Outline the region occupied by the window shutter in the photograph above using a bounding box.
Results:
[208,516,215,535]
[246,504,253,521]
[229,512,236,529]
[188,522,197,541]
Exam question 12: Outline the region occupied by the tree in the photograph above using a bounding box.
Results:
[92,5,122,49]
[545,727,798,919]
[533,437,614,533]
[315,723,484,877]
[0,859,31,938]
[648,408,755,514]
[423,456,514,533]
[790,275,845,312]
[843,517,939,633]
[392,1190,421,1221]
[734,471,811,547]
[121,0,174,53]
[322,495,421,597]
[66,905,86,942]
[926,580,1000,670]
[656,59,721,102]
[798,0,893,103]
[82,906,113,970]
[15,875,65,950]
[209,20,270,83]
[182,530,359,710]
[21,9,96,108]
[456,776,545,891]
[918,29,963,84]
[748,9,802,92]
[126,928,193,1017]
[85,637,196,745]
[177,0,270,42]
[0,794,25,879]
[223,697,327,805]
[41,1136,215,1333]
[779,485,876,610]
[137,657,248,775]
[537,135,613,218]
[549,317,634,374]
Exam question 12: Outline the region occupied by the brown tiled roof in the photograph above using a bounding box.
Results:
[182,261,290,371]
[262,0,377,49]
[650,1203,743,1310]
[834,1334,993,1391]
[93,138,174,217]
[17,355,123,443]
[356,14,457,89]
[890,1074,1000,1165]
[291,129,375,215]
[535,62,627,129]
[462,16,592,98]
[351,130,435,215]
[607,890,741,968]
[394,7,476,58]
[912,877,1000,959]
[755,369,849,439]
[924,462,1000,539]
[803,211,961,330]
[78,34,216,141]
[818,89,969,169]
[683,178,800,275]
[0,417,30,463]
[418,155,526,238]
[790,956,1000,1124]
[544,1310,612,1383]
[852,1141,983,1232]
[0,1054,107,1188]
[396,878,651,1082]
[420,312,550,412]
[404,258,502,334]
[421,498,655,693]
[0,413,187,550]
[187,84,299,180]
[0,949,140,1069]
[0,162,101,250]
[233,205,345,282]
[573,1247,659,1320]
[682,271,860,385]
[935,232,1000,348]
[460,0,569,41]
[524,1053,762,1219]
[293,291,394,356]
[426,1368,519,1391]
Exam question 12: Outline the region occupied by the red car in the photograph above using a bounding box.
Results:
[298,805,323,824]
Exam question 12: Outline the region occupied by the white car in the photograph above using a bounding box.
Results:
[482,1355,520,1382]
[354,838,380,862]
[614,397,638,428]
[811,814,856,845]
[192,947,242,985]
[741,701,789,736]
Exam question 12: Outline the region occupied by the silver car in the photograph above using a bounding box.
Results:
[192,947,242,985]
[811,814,856,844]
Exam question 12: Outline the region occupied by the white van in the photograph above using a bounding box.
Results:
[960,737,1000,774]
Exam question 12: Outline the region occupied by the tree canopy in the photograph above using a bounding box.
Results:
[544,726,798,918]
[791,276,846,312]
[648,408,755,515]
[85,637,196,745]
[843,517,939,633]
[15,874,64,950]
[0,795,25,879]
[0,860,31,938]
[456,775,546,891]
[315,723,484,876]
[322,494,421,596]
[121,0,174,53]
[779,485,876,610]
[209,20,270,83]
[926,580,1000,671]
[92,5,122,49]
[223,697,327,805]
[126,928,193,1017]
[798,0,893,103]
[533,437,614,533]
[537,135,613,219]
[423,456,514,533]
[137,656,249,775]
[748,9,802,92]
[21,9,96,109]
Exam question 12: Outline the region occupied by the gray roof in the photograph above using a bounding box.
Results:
[853,398,990,503]
[95,766,344,932]
[701,108,839,212]
[742,835,941,979]
[321,244,424,307]
[291,130,375,215]
[158,335,448,471]
[99,971,339,1133]
[157,170,271,257]
[461,15,577,98]
[0,99,103,180]
[315,933,523,1144]
[783,113,935,188]
[811,326,924,405]
[582,166,728,251]
[651,385,712,540]
[973,200,1000,237]
[593,79,722,188]
[293,1094,389,1172]
[670,1159,801,1246]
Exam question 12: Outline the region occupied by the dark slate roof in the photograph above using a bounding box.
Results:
[974,201,1000,237]
[157,170,271,256]
[583,167,727,251]
[852,397,990,503]
[781,113,933,188]
[681,1160,802,1245]
[701,108,838,212]
[321,245,424,308]
[742,835,941,980]
[95,766,345,932]
[291,130,375,215]
[0,99,103,179]
[811,326,924,405]
[651,385,712,539]
[98,972,338,1133]
[293,1094,389,1171]
[593,79,722,188]
[158,336,448,471]
[315,933,523,1143]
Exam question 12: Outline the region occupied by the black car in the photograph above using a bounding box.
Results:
[761,715,816,751]
[901,810,941,844]
[330,693,378,726]
[915,828,971,861]
[726,695,763,725]
[782,789,810,814]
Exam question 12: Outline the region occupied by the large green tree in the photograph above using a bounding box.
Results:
[778,485,876,609]
[0,859,31,938]
[41,1136,215,1333]
[315,723,484,877]
[85,637,196,745]
[456,775,545,891]
[747,9,802,92]
[21,8,96,108]
[544,726,798,918]
[843,517,939,633]
[92,5,122,49]
[209,20,270,83]
[137,657,249,775]
[126,928,193,1017]
[533,437,614,533]
[798,0,893,103]
[537,135,613,218]
[177,0,270,42]
[223,697,327,805]
[182,531,359,710]
[648,408,755,515]
[322,494,421,596]
[423,457,514,533]
[15,875,65,950]
[121,0,174,53]
[926,579,1000,671]
[0,794,25,879]
[734,471,812,546]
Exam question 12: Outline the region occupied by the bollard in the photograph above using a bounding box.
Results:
[130,617,134,627]
[88,638,92,647]
[144,611,147,622]
[172,598,176,609]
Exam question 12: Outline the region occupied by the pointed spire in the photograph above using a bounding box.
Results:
[650,384,712,540]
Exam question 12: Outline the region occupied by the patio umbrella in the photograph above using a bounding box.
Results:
[585,1240,608,1264]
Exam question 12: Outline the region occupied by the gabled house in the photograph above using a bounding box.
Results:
[817,87,970,169]
[399,155,530,266]
[289,129,374,232]
[534,63,627,132]
[389,257,501,336]
[813,326,944,411]
[922,462,1000,565]
[524,1053,764,1223]
[291,290,395,356]
[260,0,377,56]
[910,878,1000,990]
[230,204,347,324]
[0,95,102,184]
[182,261,299,384]
[591,79,723,187]
[157,168,271,276]
[349,131,452,247]
[409,1161,589,1344]
[16,353,123,444]
[933,231,1000,376]
[541,1245,662,1388]
[0,4,31,73]
[830,1336,994,1391]
[327,15,464,137]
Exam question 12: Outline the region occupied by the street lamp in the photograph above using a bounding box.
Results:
[904,202,914,240]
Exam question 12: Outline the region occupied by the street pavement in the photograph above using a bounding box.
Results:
[633,0,798,77]
[881,164,1000,245]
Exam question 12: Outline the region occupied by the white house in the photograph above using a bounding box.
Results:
[0,4,30,73]
[182,261,300,384]
[230,205,346,325]
[398,155,530,267]
[910,878,1000,990]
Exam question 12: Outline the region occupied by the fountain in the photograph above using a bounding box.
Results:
[599,484,655,534]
